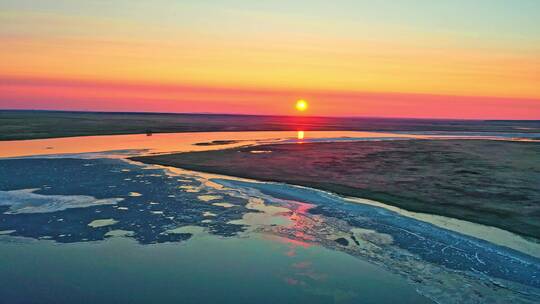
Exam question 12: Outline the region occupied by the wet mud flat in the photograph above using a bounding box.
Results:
[131,139,540,239]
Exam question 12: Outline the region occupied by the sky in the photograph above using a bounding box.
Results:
[1,0,539,119]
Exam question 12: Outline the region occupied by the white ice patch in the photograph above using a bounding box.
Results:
[212,202,235,208]
[88,219,118,228]
[0,189,123,214]
[105,230,134,237]
[198,195,222,202]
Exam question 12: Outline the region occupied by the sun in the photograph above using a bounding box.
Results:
[295,99,308,112]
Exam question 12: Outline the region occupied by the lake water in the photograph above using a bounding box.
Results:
[1,131,539,303]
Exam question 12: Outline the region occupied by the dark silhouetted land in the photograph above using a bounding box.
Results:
[2,110,539,140]
[131,139,540,239]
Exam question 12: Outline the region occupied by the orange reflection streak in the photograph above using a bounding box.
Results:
[0,130,446,159]
[287,202,317,242]
[297,130,305,140]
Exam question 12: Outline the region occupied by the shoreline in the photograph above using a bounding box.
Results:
[129,139,540,239]
[137,160,540,258]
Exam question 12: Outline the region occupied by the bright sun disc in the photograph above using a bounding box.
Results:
[295,100,308,112]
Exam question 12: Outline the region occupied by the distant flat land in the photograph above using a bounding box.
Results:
[131,139,540,239]
[1,110,539,140]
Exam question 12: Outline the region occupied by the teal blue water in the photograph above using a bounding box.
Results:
[0,233,428,304]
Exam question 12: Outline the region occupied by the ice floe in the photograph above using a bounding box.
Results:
[0,189,122,214]
[88,219,118,228]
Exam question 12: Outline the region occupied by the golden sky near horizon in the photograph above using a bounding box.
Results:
[1,1,539,118]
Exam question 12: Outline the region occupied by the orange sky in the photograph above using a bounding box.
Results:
[2,77,538,119]
[1,1,539,119]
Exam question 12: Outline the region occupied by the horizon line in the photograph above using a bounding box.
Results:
[2,108,539,122]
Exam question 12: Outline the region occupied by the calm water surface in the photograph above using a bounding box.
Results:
[0,234,428,304]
